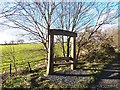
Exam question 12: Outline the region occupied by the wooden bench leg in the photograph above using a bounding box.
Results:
[71,37,77,70]
[47,35,54,75]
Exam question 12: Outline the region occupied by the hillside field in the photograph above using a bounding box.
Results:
[1,43,66,73]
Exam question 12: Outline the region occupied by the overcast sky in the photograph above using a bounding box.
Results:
[0,0,119,44]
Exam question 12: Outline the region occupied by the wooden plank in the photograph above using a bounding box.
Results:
[54,62,73,66]
[46,34,54,75]
[53,57,73,61]
[49,29,77,37]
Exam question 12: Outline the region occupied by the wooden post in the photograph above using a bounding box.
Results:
[28,62,32,72]
[10,63,12,75]
[47,34,54,75]
[71,37,77,70]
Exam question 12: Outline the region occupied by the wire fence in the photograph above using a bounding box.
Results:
[2,58,47,78]
[2,58,48,84]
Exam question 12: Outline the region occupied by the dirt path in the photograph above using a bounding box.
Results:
[90,57,120,89]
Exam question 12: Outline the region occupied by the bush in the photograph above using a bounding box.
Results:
[86,43,116,63]
[101,43,115,55]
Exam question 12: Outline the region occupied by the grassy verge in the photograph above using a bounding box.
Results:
[2,59,113,89]
[1,44,118,89]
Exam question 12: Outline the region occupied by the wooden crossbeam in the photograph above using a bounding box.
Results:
[49,29,77,37]
[53,57,73,61]
[54,62,73,66]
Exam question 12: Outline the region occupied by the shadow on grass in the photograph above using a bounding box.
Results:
[29,53,120,89]
[88,52,120,89]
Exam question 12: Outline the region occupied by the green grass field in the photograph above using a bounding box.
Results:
[1,44,45,72]
[1,43,65,72]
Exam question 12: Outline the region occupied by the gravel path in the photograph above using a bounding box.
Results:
[90,59,120,89]
[44,69,94,87]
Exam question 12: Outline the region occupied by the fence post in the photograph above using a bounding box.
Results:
[10,63,12,76]
[28,62,32,72]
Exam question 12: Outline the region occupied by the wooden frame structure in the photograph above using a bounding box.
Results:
[47,29,77,75]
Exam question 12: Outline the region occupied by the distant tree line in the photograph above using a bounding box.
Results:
[3,39,24,45]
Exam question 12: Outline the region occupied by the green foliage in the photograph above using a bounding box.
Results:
[101,43,115,55]
[54,43,63,57]
[3,75,30,88]
[54,43,67,57]
[86,43,116,63]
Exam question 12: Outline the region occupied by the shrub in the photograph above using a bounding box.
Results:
[101,43,115,55]
[86,43,116,63]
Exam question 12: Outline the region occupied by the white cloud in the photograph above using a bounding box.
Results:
[109,10,116,15]
[98,9,117,24]
[98,14,107,24]
[0,27,29,44]
[87,8,95,14]
[0,32,16,44]
[101,23,118,31]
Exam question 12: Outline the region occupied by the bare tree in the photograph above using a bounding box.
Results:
[54,2,118,58]
[0,1,60,53]
[17,39,24,44]
[4,41,7,45]
[10,40,15,44]
[0,1,118,59]
[6,46,17,73]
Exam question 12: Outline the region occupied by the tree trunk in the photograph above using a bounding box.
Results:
[61,36,66,57]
